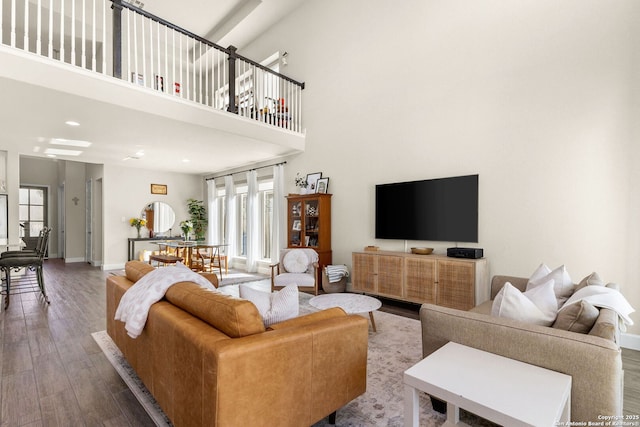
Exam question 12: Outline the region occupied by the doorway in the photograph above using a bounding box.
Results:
[19,185,49,255]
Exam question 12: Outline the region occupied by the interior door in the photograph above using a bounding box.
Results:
[85,179,92,263]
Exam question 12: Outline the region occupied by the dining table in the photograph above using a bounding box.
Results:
[155,241,228,275]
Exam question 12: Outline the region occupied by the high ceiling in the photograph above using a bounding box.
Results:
[0,0,309,175]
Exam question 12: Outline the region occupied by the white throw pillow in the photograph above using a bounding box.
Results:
[492,280,558,326]
[239,284,299,327]
[282,250,309,273]
[527,264,574,308]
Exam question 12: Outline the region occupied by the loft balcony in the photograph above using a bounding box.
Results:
[0,0,306,174]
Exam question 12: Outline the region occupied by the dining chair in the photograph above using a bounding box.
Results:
[0,227,52,308]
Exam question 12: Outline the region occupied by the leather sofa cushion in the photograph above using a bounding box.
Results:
[267,307,346,331]
[165,282,265,338]
[125,260,155,282]
[124,260,219,287]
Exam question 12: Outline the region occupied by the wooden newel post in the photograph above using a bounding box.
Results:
[112,0,123,79]
[227,45,237,114]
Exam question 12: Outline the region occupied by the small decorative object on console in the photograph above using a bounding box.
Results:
[411,247,433,255]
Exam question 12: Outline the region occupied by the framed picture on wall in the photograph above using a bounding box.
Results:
[150,184,167,195]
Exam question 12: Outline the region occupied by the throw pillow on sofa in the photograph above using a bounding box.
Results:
[527,263,574,308]
[574,271,605,292]
[552,300,600,333]
[492,280,558,326]
[240,283,299,327]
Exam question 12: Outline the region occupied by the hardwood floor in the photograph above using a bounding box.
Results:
[1,259,154,426]
[1,259,638,425]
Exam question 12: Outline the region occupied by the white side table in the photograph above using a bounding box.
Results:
[403,342,571,427]
[309,293,382,331]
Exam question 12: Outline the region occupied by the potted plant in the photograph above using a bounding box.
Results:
[187,198,207,241]
[295,173,308,194]
[179,220,193,240]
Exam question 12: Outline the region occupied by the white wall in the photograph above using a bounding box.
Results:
[102,164,205,269]
[241,0,640,332]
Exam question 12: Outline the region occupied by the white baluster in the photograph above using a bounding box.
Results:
[148,16,153,89]
[186,36,190,101]
[71,0,75,65]
[156,21,160,91]
[141,14,146,86]
[10,0,16,47]
[171,28,176,96]
[92,0,96,71]
[48,0,53,58]
[23,0,28,51]
[126,9,131,81]
[204,45,209,106]
[0,0,3,45]
[36,0,42,55]
[102,0,106,74]
[179,33,183,98]
[133,11,138,84]
[59,0,64,61]
[82,0,87,69]
[164,23,168,93]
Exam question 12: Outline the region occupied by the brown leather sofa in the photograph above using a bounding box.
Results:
[106,261,368,427]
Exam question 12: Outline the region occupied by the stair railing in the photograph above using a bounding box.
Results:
[0,0,305,133]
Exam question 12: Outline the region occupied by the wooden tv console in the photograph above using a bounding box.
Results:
[352,251,489,310]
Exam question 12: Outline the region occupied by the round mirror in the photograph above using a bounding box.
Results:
[142,202,176,234]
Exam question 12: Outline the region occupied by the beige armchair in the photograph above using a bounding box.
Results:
[270,248,319,295]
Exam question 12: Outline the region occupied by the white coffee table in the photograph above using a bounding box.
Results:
[309,293,382,331]
[403,342,571,427]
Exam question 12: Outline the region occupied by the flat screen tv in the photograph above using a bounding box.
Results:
[375,174,478,242]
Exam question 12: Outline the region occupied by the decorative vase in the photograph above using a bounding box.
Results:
[136,227,141,238]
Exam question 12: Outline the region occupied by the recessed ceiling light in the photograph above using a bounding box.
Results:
[33,146,41,153]
[182,158,190,163]
[51,138,92,147]
[44,148,82,156]
[65,121,80,127]
[47,154,57,158]
[135,150,145,157]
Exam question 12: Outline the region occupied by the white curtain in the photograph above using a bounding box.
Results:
[245,170,259,272]
[224,175,237,268]
[271,164,286,264]
[206,178,219,244]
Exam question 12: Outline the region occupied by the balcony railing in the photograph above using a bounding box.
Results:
[0,0,305,133]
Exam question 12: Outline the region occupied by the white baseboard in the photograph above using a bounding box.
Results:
[102,263,125,271]
[621,333,640,351]
[65,257,86,263]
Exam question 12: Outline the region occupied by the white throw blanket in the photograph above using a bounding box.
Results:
[325,265,349,283]
[559,285,635,326]
[115,262,217,338]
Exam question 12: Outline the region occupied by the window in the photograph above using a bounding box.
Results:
[19,186,47,238]
[215,178,274,262]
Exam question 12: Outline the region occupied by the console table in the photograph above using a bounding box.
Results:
[127,236,182,261]
[352,251,488,310]
[403,342,571,426]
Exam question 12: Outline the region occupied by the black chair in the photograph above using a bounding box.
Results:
[1,226,50,258]
[0,227,51,309]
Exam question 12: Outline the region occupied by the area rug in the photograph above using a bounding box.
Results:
[218,269,269,286]
[94,281,493,427]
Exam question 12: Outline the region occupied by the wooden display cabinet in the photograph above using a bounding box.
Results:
[287,193,332,272]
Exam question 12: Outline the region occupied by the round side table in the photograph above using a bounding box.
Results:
[309,293,382,332]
